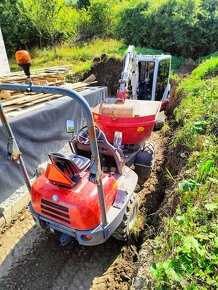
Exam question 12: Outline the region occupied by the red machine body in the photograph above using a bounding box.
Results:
[93,113,156,144]
[31,172,117,230]
[93,99,161,145]
[160,99,170,110]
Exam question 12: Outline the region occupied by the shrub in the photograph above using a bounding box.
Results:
[116,0,218,58]
[77,0,112,40]
[0,0,38,55]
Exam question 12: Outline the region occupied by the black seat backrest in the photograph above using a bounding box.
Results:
[48,152,90,175]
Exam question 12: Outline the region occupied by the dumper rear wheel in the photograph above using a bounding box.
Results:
[134,142,155,186]
[112,193,139,241]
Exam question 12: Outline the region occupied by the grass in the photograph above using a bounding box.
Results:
[147,56,218,289]
[130,214,146,239]
[9,38,124,76]
[10,38,185,78]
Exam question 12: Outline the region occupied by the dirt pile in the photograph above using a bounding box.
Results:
[83,55,122,96]
[175,57,197,75]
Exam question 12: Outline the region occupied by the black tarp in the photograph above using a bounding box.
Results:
[0,87,107,203]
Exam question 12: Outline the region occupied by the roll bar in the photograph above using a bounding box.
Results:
[0,84,107,226]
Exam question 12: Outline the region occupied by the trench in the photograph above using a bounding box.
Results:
[0,57,181,290]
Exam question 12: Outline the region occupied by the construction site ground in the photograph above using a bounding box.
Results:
[0,59,184,289]
[0,127,170,290]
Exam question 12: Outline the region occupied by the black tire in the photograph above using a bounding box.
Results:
[134,142,155,186]
[134,183,141,193]
[112,193,139,241]
[154,120,164,131]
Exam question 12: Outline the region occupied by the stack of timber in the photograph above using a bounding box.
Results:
[0,69,96,113]
[0,66,69,87]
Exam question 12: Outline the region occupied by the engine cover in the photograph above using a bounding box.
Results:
[31,172,117,231]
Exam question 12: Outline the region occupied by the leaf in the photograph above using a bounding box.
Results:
[189,282,198,290]
[150,263,164,280]
[162,260,182,282]
[214,237,218,248]
[205,203,218,212]
[183,236,204,255]
[178,179,196,193]
[191,120,208,134]
[194,234,210,241]
[198,159,214,181]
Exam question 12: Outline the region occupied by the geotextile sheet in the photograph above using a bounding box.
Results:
[0,87,107,203]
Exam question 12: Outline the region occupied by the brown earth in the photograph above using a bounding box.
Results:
[83,55,122,97]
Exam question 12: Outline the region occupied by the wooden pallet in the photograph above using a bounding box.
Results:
[0,68,97,113]
[0,67,69,96]
[1,82,96,113]
[0,75,65,90]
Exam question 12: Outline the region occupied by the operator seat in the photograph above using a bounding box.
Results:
[48,152,91,175]
[71,130,125,175]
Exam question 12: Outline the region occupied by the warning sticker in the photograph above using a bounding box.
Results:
[137,127,144,132]
[93,114,98,120]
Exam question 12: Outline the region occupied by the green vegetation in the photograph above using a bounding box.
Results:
[116,0,218,58]
[149,56,218,289]
[21,0,77,49]
[9,39,123,76]
[1,0,217,59]
[9,38,184,77]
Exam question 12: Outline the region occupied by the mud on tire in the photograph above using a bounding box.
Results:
[112,193,139,241]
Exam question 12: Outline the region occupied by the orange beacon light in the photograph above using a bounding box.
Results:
[15,50,32,78]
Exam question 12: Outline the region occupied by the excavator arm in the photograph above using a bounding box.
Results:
[117,45,139,102]
[117,46,171,105]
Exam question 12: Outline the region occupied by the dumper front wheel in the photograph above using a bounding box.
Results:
[112,194,139,241]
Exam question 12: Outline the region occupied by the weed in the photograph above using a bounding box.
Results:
[130,214,146,239]
[148,56,218,289]
[165,168,174,181]
[161,124,170,134]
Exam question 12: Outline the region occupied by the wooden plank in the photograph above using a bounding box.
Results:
[5,94,63,112]
[3,93,38,106]
[83,74,96,83]
[56,76,65,80]
[0,90,11,99]
[4,105,21,112]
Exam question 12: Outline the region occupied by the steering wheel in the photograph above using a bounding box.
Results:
[77,126,101,144]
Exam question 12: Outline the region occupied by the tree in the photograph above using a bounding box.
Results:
[0,0,37,55]
[116,0,218,58]
[20,0,74,50]
[77,0,112,40]
[77,0,90,10]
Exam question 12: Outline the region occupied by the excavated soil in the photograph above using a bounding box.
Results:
[83,55,122,97]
